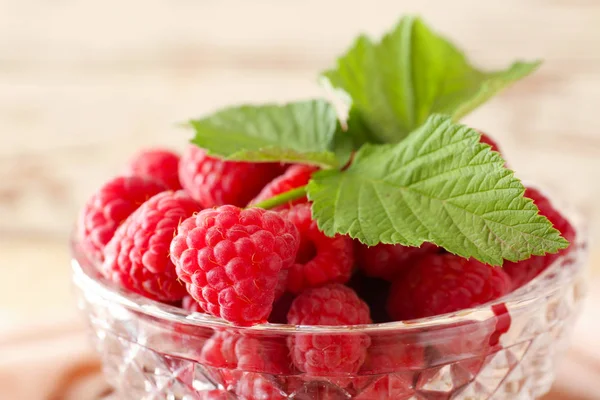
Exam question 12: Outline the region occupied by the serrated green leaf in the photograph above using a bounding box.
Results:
[307,115,568,266]
[189,99,342,168]
[321,16,541,143]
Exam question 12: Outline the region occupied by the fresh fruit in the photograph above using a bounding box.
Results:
[200,330,292,375]
[250,164,318,207]
[285,379,354,400]
[126,148,182,190]
[170,205,300,326]
[236,373,286,400]
[200,331,239,370]
[102,190,199,302]
[479,131,502,153]
[360,334,425,374]
[387,254,513,321]
[280,203,354,294]
[354,375,415,400]
[287,284,372,374]
[354,242,438,281]
[197,390,232,400]
[178,145,284,208]
[503,187,576,288]
[78,175,166,262]
[274,269,288,302]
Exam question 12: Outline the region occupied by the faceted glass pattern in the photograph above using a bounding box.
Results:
[72,235,587,400]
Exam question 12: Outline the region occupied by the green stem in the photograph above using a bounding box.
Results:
[251,185,308,210]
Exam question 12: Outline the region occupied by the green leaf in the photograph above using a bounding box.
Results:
[188,99,342,168]
[321,16,541,143]
[307,115,568,266]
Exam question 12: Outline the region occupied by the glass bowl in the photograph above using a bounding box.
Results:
[72,213,588,400]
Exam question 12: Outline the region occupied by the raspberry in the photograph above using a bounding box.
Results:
[354,241,439,281]
[182,295,204,313]
[102,190,199,302]
[478,131,502,153]
[431,317,502,377]
[273,269,288,302]
[178,145,284,207]
[287,284,372,375]
[200,331,292,375]
[237,338,292,375]
[170,205,300,326]
[280,203,354,294]
[286,379,353,400]
[126,148,182,190]
[236,373,286,400]
[200,331,239,369]
[355,375,415,400]
[360,334,425,375]
[197,390,232,400]
[387,254,513,321]
[503,187,576,288]
[78,176,166,262]
[249,164,318,207]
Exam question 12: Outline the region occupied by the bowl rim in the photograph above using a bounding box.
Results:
[71,187,589,334]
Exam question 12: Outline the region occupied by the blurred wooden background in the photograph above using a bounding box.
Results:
[0,0,599,327]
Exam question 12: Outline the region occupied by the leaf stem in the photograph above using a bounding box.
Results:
[251,185,308,210]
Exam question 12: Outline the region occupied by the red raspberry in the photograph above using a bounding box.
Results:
[387,254,513,321]
[360,334,425,375]
[178,145,284,207]
[273,269,288,302]
[170,205,300,326]
[182,295,204,313]
[236,337,293,375]
[200,331,292,375]
[197,390,232,400]
[78,176,166,262]
[431,317,502,378]
[478,131,502,153]
[503,187,576,288]
[355,375,415,399]
[126,148,182,190]
[280,203,354,294]
[354,242,439,281]
[236,373,286,400]
[249,164,318,207]
[102,190,199,302]
[285,379,354,399]
[200,331,239,369]
[287,284,372,375]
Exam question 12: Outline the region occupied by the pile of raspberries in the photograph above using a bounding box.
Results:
[77,138,575,394]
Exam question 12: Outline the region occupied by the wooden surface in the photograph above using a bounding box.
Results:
[0,1,599,397]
